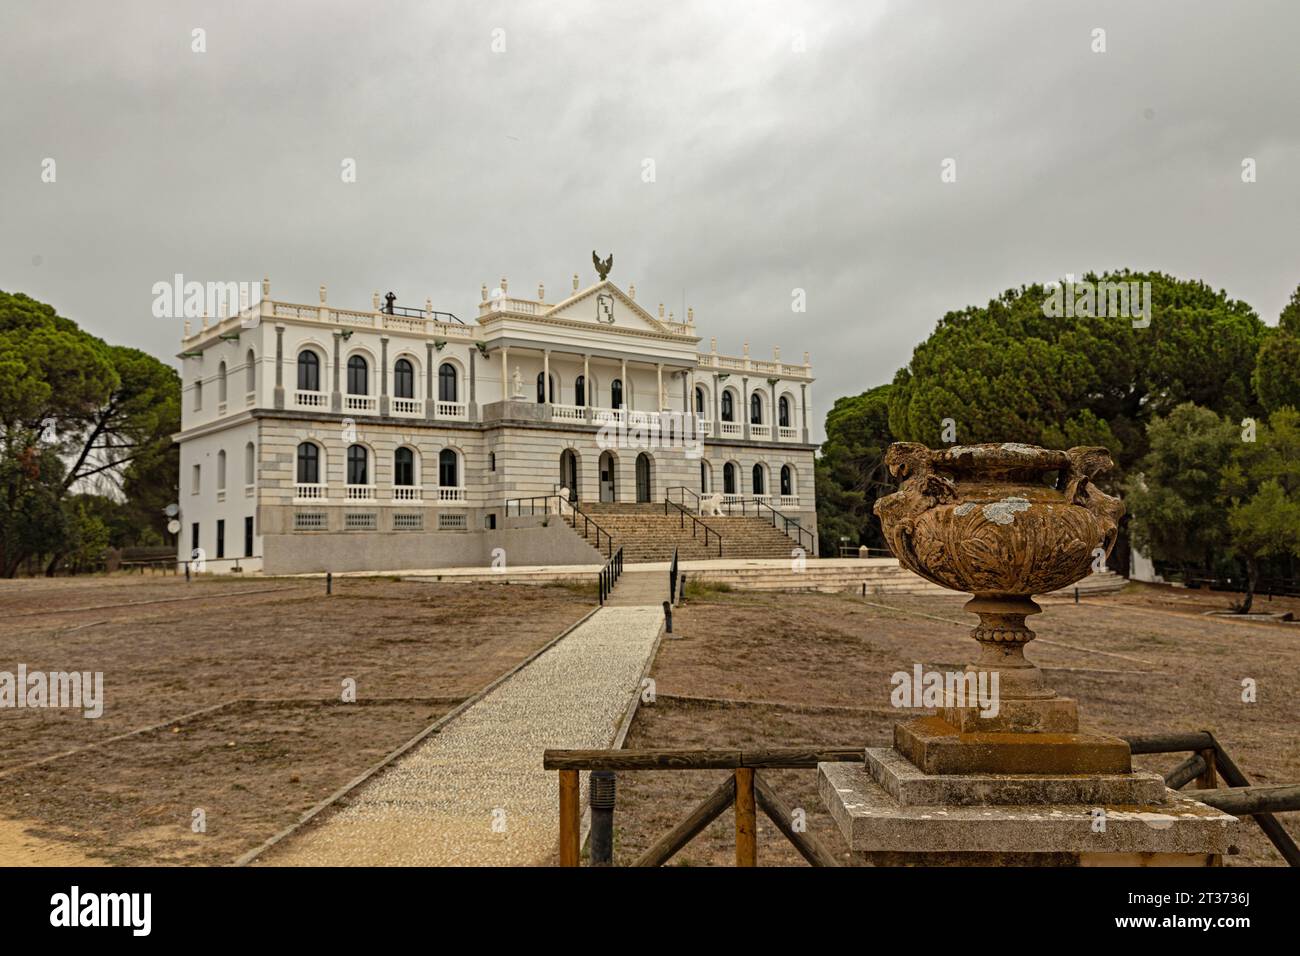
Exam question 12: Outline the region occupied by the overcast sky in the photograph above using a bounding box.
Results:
[3,0,1298,441]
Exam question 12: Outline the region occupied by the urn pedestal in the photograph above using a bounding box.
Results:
[819,443,1238,866]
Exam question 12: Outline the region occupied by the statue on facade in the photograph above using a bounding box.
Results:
[592,250,613,281]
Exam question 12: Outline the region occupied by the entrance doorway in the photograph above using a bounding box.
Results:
[560,449,579,502]
[599,451,616,502]
[635,453,652,503]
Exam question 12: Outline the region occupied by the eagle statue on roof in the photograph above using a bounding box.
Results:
[592,250,613,281]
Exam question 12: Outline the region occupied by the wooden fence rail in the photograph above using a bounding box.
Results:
[546,731,1300,867]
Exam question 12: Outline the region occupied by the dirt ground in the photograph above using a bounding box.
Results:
[0,575,592,865]
[613,583,1300,867]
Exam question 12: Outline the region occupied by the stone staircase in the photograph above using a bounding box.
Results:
[572,502,803,563]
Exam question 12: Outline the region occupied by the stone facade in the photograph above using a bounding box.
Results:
[174,274,818,573]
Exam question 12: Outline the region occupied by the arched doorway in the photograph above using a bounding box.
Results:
[560,449,579,502]
[635,453,652,503]
[599,451,617,502]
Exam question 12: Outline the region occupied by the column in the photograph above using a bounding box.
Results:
[379,335,390,416]
[770,378,778,439]
[273,324,285,410]
[583,353,591,422]
[331,333,342,412]
[742,375,750,440]
[713,373,721,431]
[543,349,551,409]
[656,363,663,410]
[469,347,478,422]
[501,346,510,402]
[425,342,436,420]
[620,358,628,411]
[801,383,810,443]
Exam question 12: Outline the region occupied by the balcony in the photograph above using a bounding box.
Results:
[294,483,327,502]
[438,486,467,504]
[393,486,423,502]
[295,390,328,409]
[696,419,713,437]
[345,485,376,501]
[436,400,468,420]
[391,398,423,417]
[344,394,377,414]
[779,426,799,441]
[551,403,586,423]
[719,421,742,438]
[778,495,801,509]
[750,424,772,440]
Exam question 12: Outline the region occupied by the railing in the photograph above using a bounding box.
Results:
[393,486,422,501]
[435,400,468,419]
[544,747,858,866]
[391,398,423,416]
[344,394,377,413]
[381,303,464,324]
[778,426,799,441]
[437,486,467,503]
[294,483,327,501]
[545,730,1300,867]
[669,547,680,603]
[294,390,328,408]
[663,490,723,557]
[598,546,624,605]
[754,498,816,555]
[719,421,742,437]
[504,494,618,558]
[696,419,713,437]
[345,485,375,501]
[749,424,771,440]
[550,403,586,422]
[1126,730,1299,866]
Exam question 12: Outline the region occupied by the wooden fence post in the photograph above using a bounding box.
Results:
[559,770,580,866]
[735,768,756,867]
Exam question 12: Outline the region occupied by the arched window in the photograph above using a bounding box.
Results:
[297,351,320,391]
[347,356,368,395]
[217,449,227,490]
[723,462,736,495]
[346,444,368,485]
[394,447,415,486]
[575,375,586,407]
[536,372,554,403]
[394,359,414,399]
[752,463,765,495]
[721,391,734,422]
[438,363,457,402]
[695,386,705,416]
[296,443,319,484]
[780,464,792,497]
[245,349,256,393]
[750,393,763,425]
[611,379,623,410]
[217,362,227,403]
[245,442,255,486]
[700,460,711,493]
[438,448,458,487]
[778,396,790,428]
[193,378,203,411]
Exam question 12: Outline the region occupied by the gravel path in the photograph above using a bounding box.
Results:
[263,605,663,866]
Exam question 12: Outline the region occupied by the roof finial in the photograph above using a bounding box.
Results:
[538,281,545,301]
[687,307,694,325]
[501,276,508,294]
[319,283,327,304]
[573,273,579,291]
[481,283,488,302]
[628,283,636,300]
[658,303,665,319]
[592,250,613,281]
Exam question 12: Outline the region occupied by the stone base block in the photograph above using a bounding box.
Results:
[820,761,1237,866]
[895,716,1132,775]
[939,695,1079,734]
[866,747,1167,807]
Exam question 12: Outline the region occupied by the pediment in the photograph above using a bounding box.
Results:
[545,282,675,335]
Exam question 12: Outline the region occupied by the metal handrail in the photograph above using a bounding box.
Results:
[598,546,624,605]
[504,494,617,558]
[663,494,723,557]
[381,302,465,324]
[754,498,816,555]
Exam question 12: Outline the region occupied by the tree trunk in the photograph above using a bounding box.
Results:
[45,552,64,577]
[1239,558,1257,614]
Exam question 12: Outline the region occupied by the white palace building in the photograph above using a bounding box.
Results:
[174,264,817,574]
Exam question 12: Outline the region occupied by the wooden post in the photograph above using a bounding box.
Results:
[1196,748,1218,790]
[734,768,756,867]
[559,770,580,867]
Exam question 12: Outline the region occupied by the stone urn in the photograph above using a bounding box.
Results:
[874,442,1124,706]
